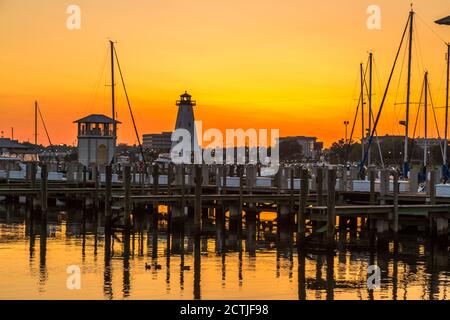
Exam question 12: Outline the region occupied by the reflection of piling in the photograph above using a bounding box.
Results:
[289,167,295,219]
[39,218,47,289]
[105,165,112,231]
[194,165,202,234]
[316,167,324,206]
[298,168,309,246]
[82,166,87,187]
[193,233,201,300]
[172,165,186,253]
[216,206,225,254]
[123,166,131,230]
[246,165,256,255]
[297,247,306,300]
[26,162,37,212]
[40,164,48,223]
[152,164,159,235]
[93,165,99,208]
[216,165,227,254]
[228,203,239,248]
[327,169,336,247]
[103,232,113,299]
[123,231,131,298]
[393,171,399,234]
[167,164,173,253]
[326,252,334,300]
[246,207,256,256]
[238,165,244,240]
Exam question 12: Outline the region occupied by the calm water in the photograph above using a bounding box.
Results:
[0,203,449,300]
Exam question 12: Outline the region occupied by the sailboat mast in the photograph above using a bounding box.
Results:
[403,8,414,177]
[424,71,428,168]
[34,101,38,145]
[368,52,373,167]
[360,62,365,164]
[444,43,450,170]
[110,40,116,142]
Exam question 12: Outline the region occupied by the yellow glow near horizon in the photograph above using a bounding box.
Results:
[1,0,450,147]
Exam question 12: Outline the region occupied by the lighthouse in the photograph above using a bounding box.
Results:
[172,91,200,161]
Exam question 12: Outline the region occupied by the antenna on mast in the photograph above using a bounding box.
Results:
[109,40,117,164]
[403,7,414,179]
[34,101,38,145]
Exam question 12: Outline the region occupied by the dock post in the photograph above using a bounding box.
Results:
[181,164,186,208]
[25,162,31,184]
[167,163,173,194]
[369,169,376,205]
[290,167,295,216]
[379,169,389,205]
[435,215,449,241]
[152,164,160,234]
[246,164,257,190]
[326,169,336,247]
[298,168,309,246]
[409,166,419,193]
[222,164,228,194]
[246,164,257,256]
[132,165,137,185]
[228,203,239,248]
[238,165,244,239]
[216,165,227,253]
[82,166,87,187]
[105,165,112,231]
[27,162,37,211]
[152,163,159,195]
[428,170,436,205]
[274,166,281,194]
[40,164,48,221]
[393,171,399,234]
[31,162,37,189]
[342,166,348,192]
[124,166,131,230]
[202,165,209,186]
[246,206,257,256]
[93,165,99,208]
[194,165,202,233]
[316,167,323,206]
[139,165,145,193]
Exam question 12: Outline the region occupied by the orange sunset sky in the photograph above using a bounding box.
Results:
[1,0,450,147]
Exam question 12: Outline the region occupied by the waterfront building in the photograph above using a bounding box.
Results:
[74,114,120,166]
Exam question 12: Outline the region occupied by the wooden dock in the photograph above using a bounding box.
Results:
[1,162,449,249]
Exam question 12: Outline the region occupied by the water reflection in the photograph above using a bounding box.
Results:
[0,203,449,300]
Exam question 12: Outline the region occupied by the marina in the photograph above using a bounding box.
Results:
[1,1,450,302]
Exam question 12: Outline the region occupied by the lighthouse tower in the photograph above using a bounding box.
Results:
[172,91,200,158]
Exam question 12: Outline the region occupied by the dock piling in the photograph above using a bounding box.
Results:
[326,168,336,247]
[298,168,309,245]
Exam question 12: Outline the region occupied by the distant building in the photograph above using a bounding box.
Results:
[74,114,120,166]
[364,135,443,148]
[143,132,172,152]
[0,138,38,161]
[364,135,404,144]
[414,137,443,148]
[277,136,322,160]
